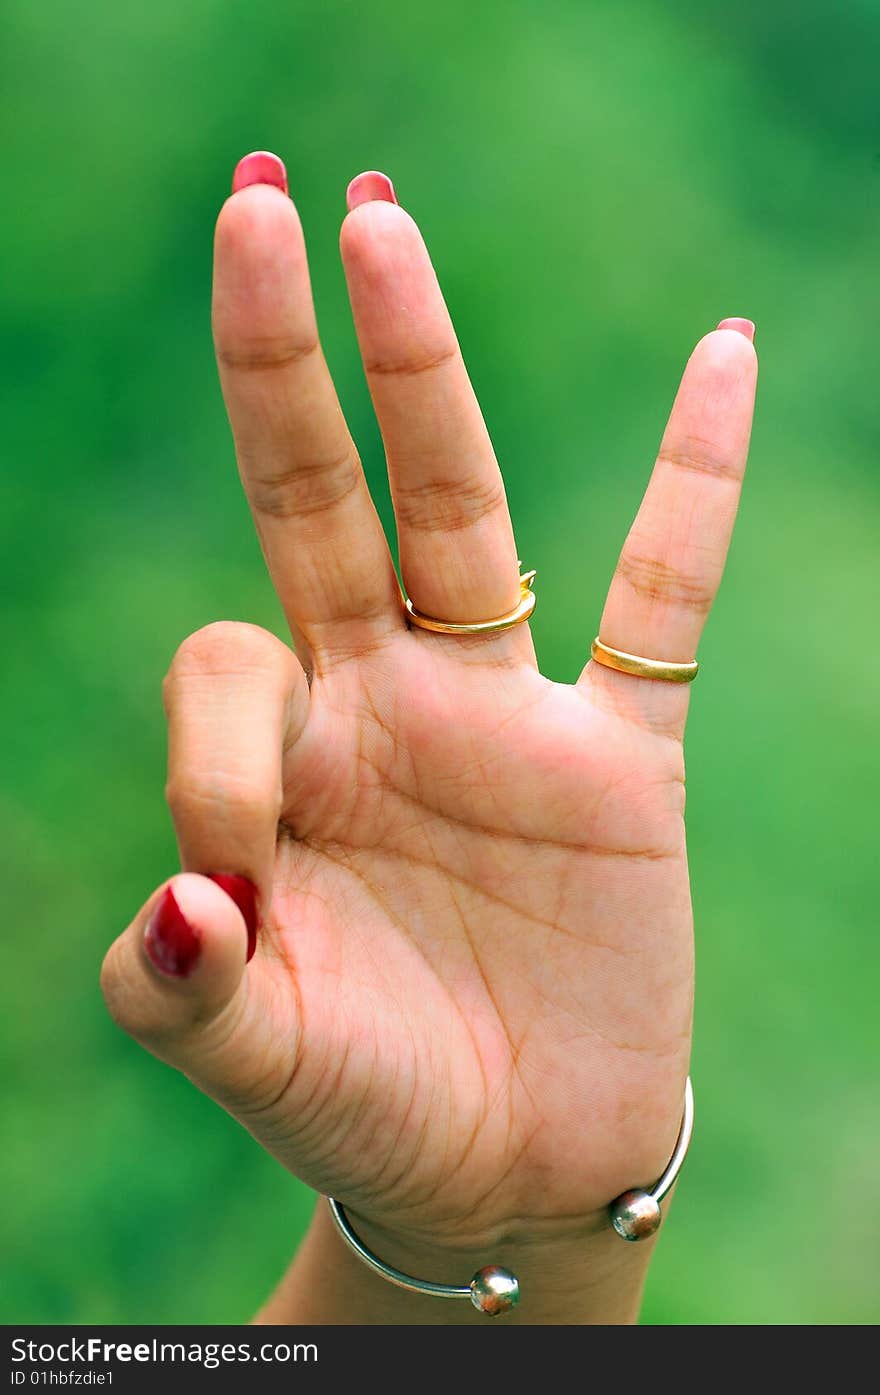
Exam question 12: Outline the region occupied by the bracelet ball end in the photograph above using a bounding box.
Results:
[609,1189,663,1241]
[469,1265,520,1315]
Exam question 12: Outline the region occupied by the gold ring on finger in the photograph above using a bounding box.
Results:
[405,565,536,636]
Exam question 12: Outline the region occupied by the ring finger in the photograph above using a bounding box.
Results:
[340,173,531,650]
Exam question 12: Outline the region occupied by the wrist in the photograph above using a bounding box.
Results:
[256,1196,662,1325]
[256,1078,691,1325]
[342,1199,608,1274]
[322,1072,692,1305]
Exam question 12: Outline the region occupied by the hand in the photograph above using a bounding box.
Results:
[101,157,757,1322]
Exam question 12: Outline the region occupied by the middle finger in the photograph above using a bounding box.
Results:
[213,156,402,667]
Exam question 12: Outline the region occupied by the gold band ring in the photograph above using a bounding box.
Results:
[405,566,537,636]
[591,637,698,683]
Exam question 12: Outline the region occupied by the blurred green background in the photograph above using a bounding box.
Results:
[2,0,878,1326]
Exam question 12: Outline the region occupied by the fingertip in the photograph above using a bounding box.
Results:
[716,316,756,344]
[144,884,200,978]
[231,150,289,196]
[137,873,251,1001]
[215,177,303,256]
[689,322,759,385]
[704,321,759,377]
[208,874,259,961]
[213,183,310,345]
[338,195,425,288]
[103,873,256,1054]
[346,170,398,211]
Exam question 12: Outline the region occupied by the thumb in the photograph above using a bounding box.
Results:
[101,873,253,1072]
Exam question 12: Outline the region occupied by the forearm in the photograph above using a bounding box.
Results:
[254,1199,657,1326]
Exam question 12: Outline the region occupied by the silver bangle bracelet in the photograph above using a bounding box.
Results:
[327,1075,694,1317]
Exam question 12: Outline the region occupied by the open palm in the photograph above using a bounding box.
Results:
[102,158,757,1266]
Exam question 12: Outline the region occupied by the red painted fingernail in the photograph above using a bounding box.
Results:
[716,317,756,343]
[231,151,289,196]
[346,170,398,212]
[209,874,259,962]
[144,887,201,978]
